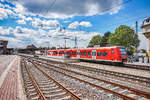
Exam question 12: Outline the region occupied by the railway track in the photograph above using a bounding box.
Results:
[19,54,150,71]
[21,59,81,100]
[31,57,150,85]
[24,57,150,100]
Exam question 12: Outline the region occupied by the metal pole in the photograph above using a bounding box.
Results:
[65,38,66,49]
[135,21,138,62]
[136,21,138,34]
[75,36,77,48]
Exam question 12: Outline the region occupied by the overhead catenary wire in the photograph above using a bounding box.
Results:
[46,0,57,13]
[79,0,133,22]
[86,14,150,32]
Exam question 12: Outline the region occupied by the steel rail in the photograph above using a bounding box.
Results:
[27,60,82,100]
[32,58,150,83]
[34,60,150,99]
[23,61,47,100]
[30,60,136,100]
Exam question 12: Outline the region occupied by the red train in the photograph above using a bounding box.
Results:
[46,46,127,63]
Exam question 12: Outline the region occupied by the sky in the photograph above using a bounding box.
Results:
[0,0,149,49]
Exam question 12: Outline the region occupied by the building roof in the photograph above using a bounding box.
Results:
[141,17,150,28]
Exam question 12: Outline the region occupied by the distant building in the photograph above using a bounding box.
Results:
[0,40,8,54]
[7,48,14,54]
[141,17,150,56]
[17,44,38,54]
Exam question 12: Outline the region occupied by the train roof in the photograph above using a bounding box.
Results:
[47,46,125,51]
[79,46,120,50]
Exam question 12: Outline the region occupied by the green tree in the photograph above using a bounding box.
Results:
[108,25,140,54]
[101,31,111,46]
[51,46,56,50]
[88,35,102,47]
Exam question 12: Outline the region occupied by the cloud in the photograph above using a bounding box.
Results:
[63,20,71,23]
[0,35,23,48]
[11,0,123,18]
[25,17,32,21]
[68,21,92,29]
[68,21,79,29]
[0,24,100,48]
[80,21,92,27]
[0,8,13,20]
[17,19,26,24]
[31,18,59,29]
[0,26,12,35]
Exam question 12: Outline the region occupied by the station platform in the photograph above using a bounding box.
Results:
[0,55,25,100]
[126,62,150,66]
[20,53,150,66]
[37,55,79,63]
[40,55,65,62]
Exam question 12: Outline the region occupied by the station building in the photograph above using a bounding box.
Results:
[141,17,150,57]
[0,40,8,54]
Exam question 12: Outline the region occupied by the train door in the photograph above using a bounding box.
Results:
[92,50,96,60]
[77,50,80,59]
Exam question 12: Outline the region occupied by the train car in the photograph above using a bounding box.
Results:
[79,48,92,59]
[71,49,77,58]
[58,49,64,56]
[51,50,58,56]
[47,50,52,56]
[94,46,127,62]
[46,46,127,63]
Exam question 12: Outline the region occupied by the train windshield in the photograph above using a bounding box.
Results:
[119,47,127,57]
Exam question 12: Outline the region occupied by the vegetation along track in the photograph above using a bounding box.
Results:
[24,57,150,100]
[21,58,82,100]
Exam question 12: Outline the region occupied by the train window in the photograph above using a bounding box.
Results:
[102,52,107,56]
[81,52,83,56]
[72,52,76,55]
[119,47,127,57]
[111,49,114,54]
[88,52,91,56]
[74,52,77,55]
[84,52,86,56]
[97,51,101,56]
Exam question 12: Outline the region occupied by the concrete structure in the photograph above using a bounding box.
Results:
[0,40,8,54]
[141,17,150,57]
